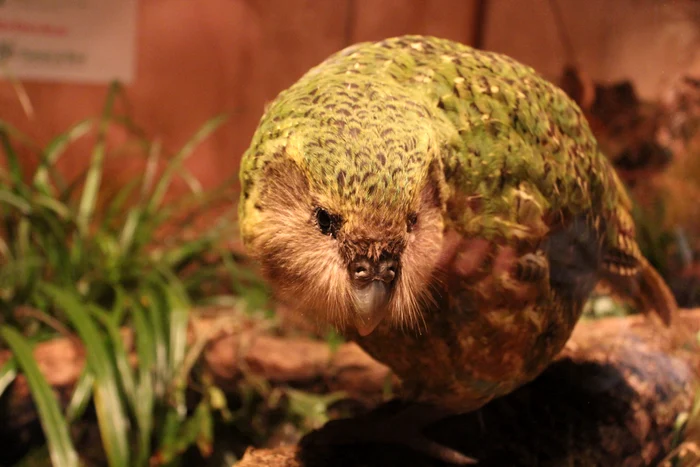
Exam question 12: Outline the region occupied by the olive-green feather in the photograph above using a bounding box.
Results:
[244,36,622,249]
[239,35,675,323]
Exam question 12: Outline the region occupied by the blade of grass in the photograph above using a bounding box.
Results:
[31,193,73,220]
[59,164,90,204]
[159,234,217,274]
[285,388,348,432]
[1,326,79,467]
[140,138,161,200]
[159,400,214,462]
[65,369,95,423]
[41,283,131,467]
[102,177,141,229]
[0,357,18,399]
[88,303,137,411]
[141,290,168,399]
[118,206,144,254]
[77,83,121,235]
[0,190,32,214]
[155,408,187,466]
[131,301,155,467]
[12,446,53,467]
[0,258,44,289]
[177,168,203,197]
[116,139,161,254]
[0,64,35,119]
[35,118,95,194]
[165,280,189,386]
[16,218,36,293]
[33,217,74,286]
[148,272,189,409]
[174,315,234,398]
[0,127,26,190]
[0,120,42,152]
[145,114,227,214]
[143,276,192,466]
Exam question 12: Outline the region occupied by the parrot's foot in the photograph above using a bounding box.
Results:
[303,400,477,465]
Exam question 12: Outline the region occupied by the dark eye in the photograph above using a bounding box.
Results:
[407,212,418,232]
[315,208,340,237]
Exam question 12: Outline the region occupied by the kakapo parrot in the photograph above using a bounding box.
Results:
[238,35,677,463]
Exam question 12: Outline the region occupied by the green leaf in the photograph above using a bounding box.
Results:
[0,120,42,152]
[156,409,186,464]
[155,400,214,464]
[148,274,189,418]
[118,207,144,254]
[0,124,27,189]
[0,189,32,214]
[41,283,131,467]
[65,369,94,423]
[131,301,155,467]
[102,177,140,232]
[174,400,214,458]
[285,388,347,432]
[35,118,95,194]
[30,193,73,220]
[324,328,345,353]
[12,446,54,467]
[146,114,227,214]
[140,283,169,398]
[139,138,161,200]
[1,326,79,467]
[0,357,18,399]
[163,275,190,374]
[77,83,121,235]
[0,64,35,119]
[88,303,137,411]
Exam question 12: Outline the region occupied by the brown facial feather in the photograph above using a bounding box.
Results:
[243,156,446,333]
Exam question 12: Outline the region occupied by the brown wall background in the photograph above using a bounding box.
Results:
[1,0,699,194]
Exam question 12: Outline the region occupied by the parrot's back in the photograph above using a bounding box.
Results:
[303,35,675,324]
[310,36,617,235]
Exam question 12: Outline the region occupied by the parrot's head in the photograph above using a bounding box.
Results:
[239,77,449,335]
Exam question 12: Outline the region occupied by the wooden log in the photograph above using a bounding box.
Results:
[237,311,700,467]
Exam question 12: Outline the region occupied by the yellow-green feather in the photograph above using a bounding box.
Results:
[240,35,628,253]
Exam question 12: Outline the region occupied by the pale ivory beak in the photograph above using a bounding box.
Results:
[353,281,390,336]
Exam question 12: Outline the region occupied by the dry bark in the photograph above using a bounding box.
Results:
[238,311,700,467]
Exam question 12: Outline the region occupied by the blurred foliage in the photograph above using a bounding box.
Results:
[661,388,700,467]
[0,82,281,467]
[563,68,700,309]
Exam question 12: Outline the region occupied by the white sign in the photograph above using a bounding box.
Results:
[0,0,137,84]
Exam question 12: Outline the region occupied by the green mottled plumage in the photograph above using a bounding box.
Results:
[238,36,676,413]
[242,36,625,246]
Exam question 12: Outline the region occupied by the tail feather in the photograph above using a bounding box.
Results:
[602,255,677,325]
[636,256,676,325]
